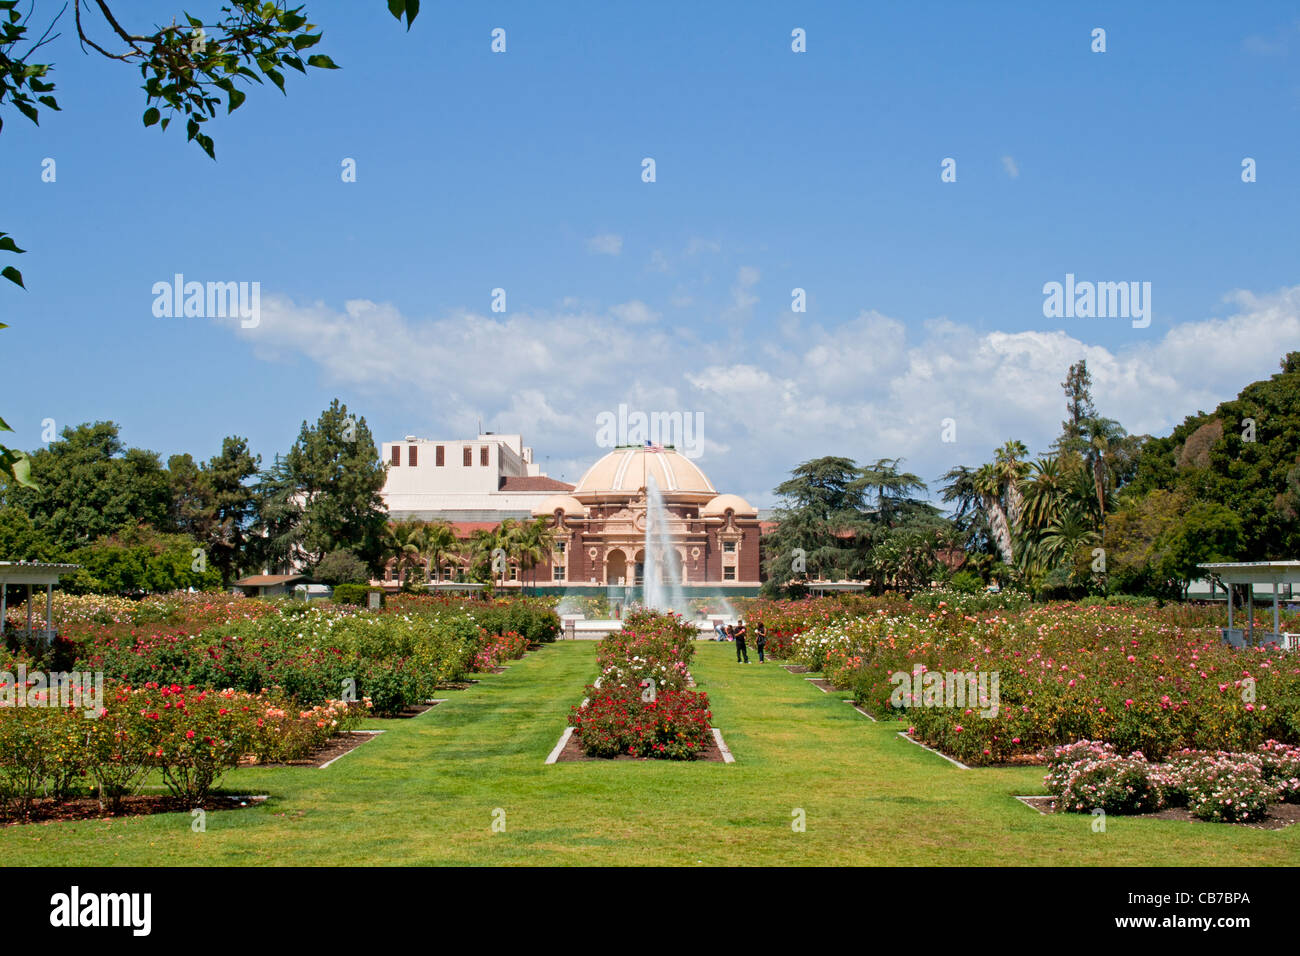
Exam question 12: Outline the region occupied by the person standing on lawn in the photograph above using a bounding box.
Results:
[733,620,749,664]
[754,622,768,662]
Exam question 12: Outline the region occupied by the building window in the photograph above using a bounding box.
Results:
[723,541,736,553]
[553,565,566,582]
[408,445,417,467]
[510,566,518,580]
[390,446,400,466]
[723,567,736,580]
[436,445,445,466]
[481,446,489,466]
[463,446,472,467]
[555,541,566,555]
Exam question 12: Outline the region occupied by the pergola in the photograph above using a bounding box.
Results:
[0,561,81,644]
[1198,561,1300,649]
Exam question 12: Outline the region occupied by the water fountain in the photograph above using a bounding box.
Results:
[641,474,687,615]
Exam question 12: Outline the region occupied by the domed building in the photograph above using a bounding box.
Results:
[532,445,762,592]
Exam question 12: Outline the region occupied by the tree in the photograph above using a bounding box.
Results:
[1056,359,1097,460]
[281,400,388,570]
[515,517,554,590]
[62,524,221,596]
[205,436,260,585]
[167,453,215,540]
[0,0,422,482]
[1,422,170,552]
[313,549,370,586]
[1129,352,1300,559]
[420,520,459,584]
[0,504,55,560]
[852,458,931,527]
[248,454,304,575]
[381,520,426,588]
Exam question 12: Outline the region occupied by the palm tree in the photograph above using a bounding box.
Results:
[1018,457,1070,535]
[994,440,1030,531]
[382,520,427,588]
[973,462,1014,565]
[420,520,458,584]
[516,517,555,590]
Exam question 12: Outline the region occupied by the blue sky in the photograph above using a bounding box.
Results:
[3,1,1299,505]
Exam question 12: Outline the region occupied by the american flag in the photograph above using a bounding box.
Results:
[644,440,663,453]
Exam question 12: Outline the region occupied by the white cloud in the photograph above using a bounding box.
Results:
[723,266,760,320]
[228,285,1300,507]
[609,300,660,325]
[585,233,623,256]
[1001,155,1020,179]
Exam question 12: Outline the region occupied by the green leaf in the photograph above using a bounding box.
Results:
[0,414,11,432]
[292,32,322,50]
[143,107,161,127]
[306,54,338,70]
[1,265,24,288]
[0,236,25,254]
[388,0,419,29]
[227,87,246,112]
[9,452,34,488]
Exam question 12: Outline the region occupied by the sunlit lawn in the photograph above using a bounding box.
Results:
[6,641,1298,865]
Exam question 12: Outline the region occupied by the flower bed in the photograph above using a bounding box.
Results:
[0,682,366,820]
[567,611,713,760]
[70,599,543,717]
[1042,739,1300,823]
[786,603,1300,765]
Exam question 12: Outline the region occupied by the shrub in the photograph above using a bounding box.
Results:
[1257,740,1300,802]
[1043,742,1158,814]
[331,583,380,606]
[314,550,371,586]
[569,685,712,759]
[1172,754,1275,823]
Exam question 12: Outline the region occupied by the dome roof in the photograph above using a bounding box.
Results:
[573,447,716,496]
[532,494,587,517]
[702,493,757,517]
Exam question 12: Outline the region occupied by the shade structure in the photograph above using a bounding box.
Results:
[1198,561,1300,649]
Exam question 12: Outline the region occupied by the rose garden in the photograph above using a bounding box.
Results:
[3,586,1298,865]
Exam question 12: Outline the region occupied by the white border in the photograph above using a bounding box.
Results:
[895,731,970,770]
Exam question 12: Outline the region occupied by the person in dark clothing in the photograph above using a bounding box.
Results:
[754,622,768,662]
[733,621,749,663]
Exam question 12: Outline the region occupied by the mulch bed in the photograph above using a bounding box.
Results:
[1016,794,1300,830]
[240,730,380,768]
[377,700,442,719]
[806,678,835,692]
[783,665,812,674]
[556,728,727,763]
[2,792,266,826]
[437,679,481,691]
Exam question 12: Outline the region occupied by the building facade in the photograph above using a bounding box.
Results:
[531,445,762,589]
[381,432,573,522]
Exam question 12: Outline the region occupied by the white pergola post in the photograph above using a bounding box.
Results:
[0,583,6,636]
[1274,581,1281,638]
[45,583,53,639]
[1227,583,1234,631]
[1248,587,1254,645]
[26,583,33,635]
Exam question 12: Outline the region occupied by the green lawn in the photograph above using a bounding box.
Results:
[8,641,1299,865]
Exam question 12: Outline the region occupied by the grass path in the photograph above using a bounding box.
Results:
[7,641,1300,865]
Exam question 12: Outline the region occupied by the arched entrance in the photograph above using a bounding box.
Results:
[606,550,627,585]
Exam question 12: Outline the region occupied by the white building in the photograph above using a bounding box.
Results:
[380,432,573,522]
